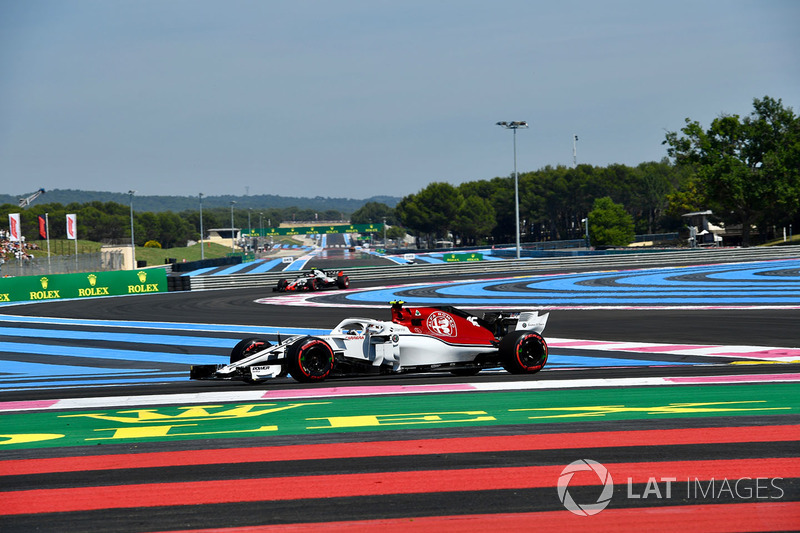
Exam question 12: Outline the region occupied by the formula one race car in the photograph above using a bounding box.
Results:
[190,301,549,384]
[273,268,350,292]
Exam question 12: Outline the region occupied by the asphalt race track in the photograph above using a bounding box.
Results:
[1,251,799,532]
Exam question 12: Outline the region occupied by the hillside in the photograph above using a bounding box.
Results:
[1,189,400,213]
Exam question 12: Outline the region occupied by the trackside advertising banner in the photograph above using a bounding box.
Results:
[0,269,167,304]
[257,223,384,237]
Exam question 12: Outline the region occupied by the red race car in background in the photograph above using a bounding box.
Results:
[274,268,350,292]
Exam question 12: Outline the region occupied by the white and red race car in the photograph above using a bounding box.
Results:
[273,268,350,292]
[190,301,549,383]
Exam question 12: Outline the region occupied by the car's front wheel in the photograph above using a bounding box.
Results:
[287,337,334,382]
[230,337,274,383]
[230,337,272,364]
[499,330,548,374]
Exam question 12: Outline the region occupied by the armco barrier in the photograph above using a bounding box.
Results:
[0,269,168,303]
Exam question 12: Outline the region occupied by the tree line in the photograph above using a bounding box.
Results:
[351,96,798,247]
[4,96,797,249]
[0,202,346,249]
[351,160,692,247]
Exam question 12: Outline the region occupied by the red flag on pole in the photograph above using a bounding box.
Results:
[8,213,21,242]
[38,215,48,239]
[66,213,77,240]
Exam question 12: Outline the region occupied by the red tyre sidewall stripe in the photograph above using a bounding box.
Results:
[298,340,332,378]
[516,333,547,371]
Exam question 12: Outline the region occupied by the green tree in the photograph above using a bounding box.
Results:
[386,225,407,243]
[664,96,800,245]
[350,202,396,225]
[454,194,495,245]
[588,196,634,247]
[396,183,463,246]
[633,159,682,234]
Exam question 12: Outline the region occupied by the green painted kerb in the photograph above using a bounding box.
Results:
[1,383,797,450]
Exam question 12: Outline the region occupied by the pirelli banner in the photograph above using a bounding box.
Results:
[0,269,167,303]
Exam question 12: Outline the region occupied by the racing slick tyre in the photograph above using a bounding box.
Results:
[307,278,320,291]
[275,279,288,292]
[287,336,334,383]
[230,337,274,383]
[230,337,272,364]
[336,274,350,289]
[498,330,548,374]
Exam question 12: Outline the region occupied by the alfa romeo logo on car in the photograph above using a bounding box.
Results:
[557,459,614,516]
[426,311,457,337]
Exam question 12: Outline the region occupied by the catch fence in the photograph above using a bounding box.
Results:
[1,252,124,277]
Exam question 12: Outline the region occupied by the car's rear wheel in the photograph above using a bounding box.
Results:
[287,337,334,382]
[499,330,548,374]
[337,275,350,289]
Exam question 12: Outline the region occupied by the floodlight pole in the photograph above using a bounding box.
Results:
[582,217,590,248]
[573,134,578,168]
[199,193,205,260]
[230,201,236,253]
[128,190,136,268]
[496,121,528,259]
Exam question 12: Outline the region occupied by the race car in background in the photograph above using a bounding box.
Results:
[274,268,350,292]
[190,301,549,384]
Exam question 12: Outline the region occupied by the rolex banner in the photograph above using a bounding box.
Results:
[257,223,384,237]
[66,213,77,240]
[0,269,167,303]
[8,213,21,242]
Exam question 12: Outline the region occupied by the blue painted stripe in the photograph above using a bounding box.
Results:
[413,255,445,264]
[1,359,160,378]
[284,257,312,271]
[183,266,217,277]
[0,314,328,336]
[4,375,187,390]
[211,262,257,276]
[0,341,228,365]
[342,259,800,305]
[0,326,240,348]
[546,354,697,367]
[248,258,284,273]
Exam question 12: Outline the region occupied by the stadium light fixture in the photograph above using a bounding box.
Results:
[496,121,528,259]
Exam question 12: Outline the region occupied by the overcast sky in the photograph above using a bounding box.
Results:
[1,1,798,200]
